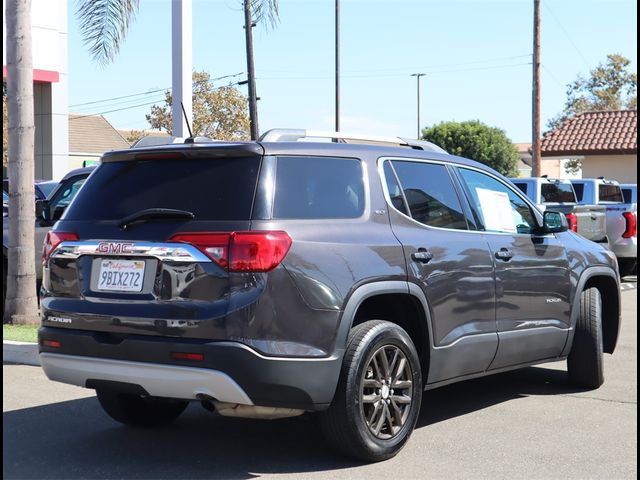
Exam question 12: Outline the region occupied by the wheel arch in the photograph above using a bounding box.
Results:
[336,281,433,383]
[562,267,620,356]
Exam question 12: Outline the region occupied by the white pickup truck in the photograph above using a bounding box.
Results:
[511,177,609,246]
[571,178,637,277]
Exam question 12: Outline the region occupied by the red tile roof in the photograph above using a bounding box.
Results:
[541,110,637,156]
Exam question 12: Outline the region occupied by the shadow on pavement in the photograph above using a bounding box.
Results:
[4,364,584,479]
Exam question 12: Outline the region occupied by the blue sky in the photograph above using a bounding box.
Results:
[67,0,637,143]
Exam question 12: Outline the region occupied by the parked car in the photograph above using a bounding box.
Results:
[39,130,620,462]
[571,178,637,277]
[3,178,59,201]
[2,166,95,307]
[619,184,637,275]
[511,177,608,247]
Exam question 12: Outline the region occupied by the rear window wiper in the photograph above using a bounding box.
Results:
[118,208,195,230]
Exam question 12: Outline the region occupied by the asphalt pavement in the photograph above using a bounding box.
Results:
[3,287,637,480]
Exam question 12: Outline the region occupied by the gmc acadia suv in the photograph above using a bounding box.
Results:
[39,130,621,461]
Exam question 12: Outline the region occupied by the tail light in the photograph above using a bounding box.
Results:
[42,231,79,264]
[622,212,637,238]
[565,213,578,232]
[169,231,292,272]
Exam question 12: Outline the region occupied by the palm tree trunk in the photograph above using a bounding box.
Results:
[5,0,39,324]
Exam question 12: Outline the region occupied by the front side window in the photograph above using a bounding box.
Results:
[388,160,467,230]
[273,156,364,219]
[458,168,537,234]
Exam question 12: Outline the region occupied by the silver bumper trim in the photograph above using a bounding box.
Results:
[39,353,253,405]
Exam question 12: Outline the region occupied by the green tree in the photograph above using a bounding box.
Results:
[422,120,519,177]
[146,71,250,140]
[548,54,637,131]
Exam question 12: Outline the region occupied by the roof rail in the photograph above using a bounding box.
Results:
[259,129,447,154]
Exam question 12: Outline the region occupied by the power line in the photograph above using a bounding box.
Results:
[258,62,532,80]
[542,0,591,69]
[68,72,246,109]
[258,54,533,75]
[69,88,169,108]
[69,81,245,119]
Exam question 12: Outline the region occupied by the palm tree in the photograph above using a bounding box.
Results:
[5,0,38,324]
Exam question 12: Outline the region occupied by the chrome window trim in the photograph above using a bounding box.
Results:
[50,241,212,263]
[377,156,548,238]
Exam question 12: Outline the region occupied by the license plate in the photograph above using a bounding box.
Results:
[97,260,145,292]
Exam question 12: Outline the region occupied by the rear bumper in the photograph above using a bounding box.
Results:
[610,236,636,259]
[38,327,343,411]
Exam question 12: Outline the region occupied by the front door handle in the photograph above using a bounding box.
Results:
[495,248,514,261]
[411,249,434,264]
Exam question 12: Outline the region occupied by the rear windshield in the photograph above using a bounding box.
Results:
[273,156,364,219]
[599,184,623,203]
[64,156,260,220]
[541,182,576,203]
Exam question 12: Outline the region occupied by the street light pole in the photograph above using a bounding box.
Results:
[411,73,425,139]
[243,0,259,140]
[335,0,340,132]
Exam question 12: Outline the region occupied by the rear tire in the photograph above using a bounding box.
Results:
[96,390,188,427]
[318,320,422,462]
[567,288,604,389]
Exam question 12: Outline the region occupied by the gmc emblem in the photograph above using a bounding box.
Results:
[97,242,134,254]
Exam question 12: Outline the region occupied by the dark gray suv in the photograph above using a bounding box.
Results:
[38,130,621,461]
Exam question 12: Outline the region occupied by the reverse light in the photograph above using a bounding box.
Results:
[42,231,79,265]
[622,212,637,238]
[169,231,292,272]
[565,213,578,233]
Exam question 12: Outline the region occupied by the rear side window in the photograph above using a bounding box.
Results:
[273,156,364,219]
[64,156,260,220]
[541,183,576,203]
[389,160,467,230]
[622,188,634,204]
[599,184,623,203]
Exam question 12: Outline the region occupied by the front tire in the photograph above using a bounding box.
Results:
[567,288,604,389]
[96,390,189,427]
[318,320,422,462]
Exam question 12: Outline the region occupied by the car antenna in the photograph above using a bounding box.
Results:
[181,102,195,143]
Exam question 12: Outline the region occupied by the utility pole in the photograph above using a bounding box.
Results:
[243,0,259,140]
[335,0,340,132]
[532,0,542,176]
[171,0,192,138]
[411,73,426,139]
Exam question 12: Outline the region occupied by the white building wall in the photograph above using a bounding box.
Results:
[3,0,69,179]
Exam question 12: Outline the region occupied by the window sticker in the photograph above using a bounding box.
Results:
[476,187,516,233]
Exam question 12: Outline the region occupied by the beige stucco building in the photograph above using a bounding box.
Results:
[541,110,637,182]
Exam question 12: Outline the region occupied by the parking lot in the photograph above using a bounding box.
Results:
[3,283,636,480]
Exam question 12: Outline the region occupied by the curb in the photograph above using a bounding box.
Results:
[3,340,40,366]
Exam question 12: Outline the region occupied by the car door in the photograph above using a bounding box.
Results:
[455,167,572,370]
[381,158,498,384]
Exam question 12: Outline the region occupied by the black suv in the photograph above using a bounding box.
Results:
[39,130,620,461]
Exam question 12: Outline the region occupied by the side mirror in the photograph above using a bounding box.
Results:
[35,199,52,226]
[543,211,569,234]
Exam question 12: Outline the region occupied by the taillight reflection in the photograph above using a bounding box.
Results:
[565,213,578,233]
[622,212,637,238]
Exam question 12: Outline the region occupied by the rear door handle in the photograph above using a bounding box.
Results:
[495,248,514,261]
[411,249,434,264]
